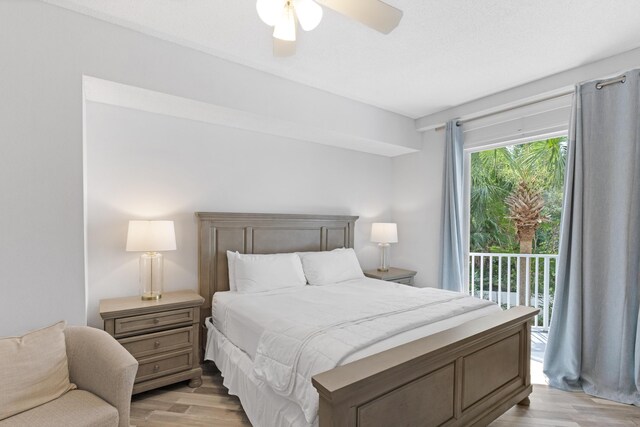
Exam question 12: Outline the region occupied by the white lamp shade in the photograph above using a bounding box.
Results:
[126,220,177,252]
[370,223,398,243]
[293,0,322,31]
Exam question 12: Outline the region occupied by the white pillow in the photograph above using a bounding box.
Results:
[298,248,364,286]
[226,251,239,292]
[234,252,307,294]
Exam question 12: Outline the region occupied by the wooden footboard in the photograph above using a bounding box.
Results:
[312,306,539,427]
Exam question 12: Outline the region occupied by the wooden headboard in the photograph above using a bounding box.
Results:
[196,212,358,325]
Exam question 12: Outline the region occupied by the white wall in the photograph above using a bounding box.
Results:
[391,130,446,288]
[86,102,392,327]
[0,1,415,336]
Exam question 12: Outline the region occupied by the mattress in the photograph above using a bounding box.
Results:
[207,279,501,427]
[212,277,500,364]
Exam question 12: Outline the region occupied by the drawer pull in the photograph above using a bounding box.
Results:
[153,364,160,372]
[153,318,160,324]
[154,341,161,348]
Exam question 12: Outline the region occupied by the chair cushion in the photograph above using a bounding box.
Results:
[0,321,76,420]
[0,390,118,427]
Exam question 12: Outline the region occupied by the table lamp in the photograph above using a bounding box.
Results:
[126,220,176,300]
[370,223,398,272]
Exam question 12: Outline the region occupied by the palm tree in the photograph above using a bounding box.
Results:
[470,137,566,305]
[506,181,547,305]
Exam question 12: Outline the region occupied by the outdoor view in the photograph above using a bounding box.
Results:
[469,136,567,330]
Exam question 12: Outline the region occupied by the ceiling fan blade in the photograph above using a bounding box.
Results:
[315,0,402,34]
[273,37,296,57]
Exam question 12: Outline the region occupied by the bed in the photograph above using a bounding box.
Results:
[197,212,538,427]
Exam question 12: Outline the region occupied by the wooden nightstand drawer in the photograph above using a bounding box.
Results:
[136,349,193,383]
[119,326,195,359]
[100,291,205,394]
[393,276,415,285]
[115,308,194,336]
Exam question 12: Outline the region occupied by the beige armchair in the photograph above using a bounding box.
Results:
[0,326,138,427]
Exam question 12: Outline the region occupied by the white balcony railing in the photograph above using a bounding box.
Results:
[468,253,558,331]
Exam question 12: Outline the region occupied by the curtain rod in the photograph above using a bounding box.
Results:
[596,74,626,89]
[435,72,630,132]
[434,90,574,132]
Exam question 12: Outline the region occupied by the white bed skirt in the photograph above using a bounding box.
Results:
[205,318,315,427]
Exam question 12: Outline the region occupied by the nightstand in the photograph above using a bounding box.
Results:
[100,290,205,394]
[363,267,417,285]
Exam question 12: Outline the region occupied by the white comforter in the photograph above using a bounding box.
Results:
[222,279,496,424]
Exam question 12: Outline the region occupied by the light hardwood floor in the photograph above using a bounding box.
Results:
[130,363,640,426]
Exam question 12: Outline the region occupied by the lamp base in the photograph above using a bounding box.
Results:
[377,243,390,272]
[139,252,164,301]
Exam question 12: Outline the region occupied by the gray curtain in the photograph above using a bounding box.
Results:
[440,120,465,292]
[544,70,640,405]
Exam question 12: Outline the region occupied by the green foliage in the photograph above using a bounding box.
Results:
[470,137,567,254]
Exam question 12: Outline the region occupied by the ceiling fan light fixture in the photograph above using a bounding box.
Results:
[273,3,297,41]
[293,0,323,31]
[256,0,284,26]
[261,0,402,57]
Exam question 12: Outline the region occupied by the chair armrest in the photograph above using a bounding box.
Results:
[64,326,138,427]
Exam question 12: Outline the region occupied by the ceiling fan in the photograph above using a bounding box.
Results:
[256,0,403,56]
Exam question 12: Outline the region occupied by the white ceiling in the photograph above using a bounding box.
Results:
[44,0,640,118]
